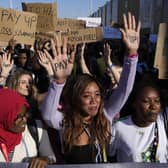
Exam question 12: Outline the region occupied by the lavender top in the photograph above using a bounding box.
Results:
[40,56,138,129]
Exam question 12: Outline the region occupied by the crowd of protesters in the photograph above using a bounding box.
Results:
[0,11,168,168]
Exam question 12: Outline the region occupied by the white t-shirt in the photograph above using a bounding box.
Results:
[109,114,168,163]
[0,124,43,162]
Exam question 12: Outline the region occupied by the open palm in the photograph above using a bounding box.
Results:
[120,12,141,53]
[0,52,13,77]
[44,35,76,82]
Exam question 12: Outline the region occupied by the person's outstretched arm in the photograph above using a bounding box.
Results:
[79,43,92,75]
[39,35,76,129]
[104,12,141,120]
[40,81,65,129]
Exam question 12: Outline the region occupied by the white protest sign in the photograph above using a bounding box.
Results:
[102,27,121,39]
[77,17,101,27]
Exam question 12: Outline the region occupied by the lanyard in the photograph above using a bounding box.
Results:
[150,122,159,162]
[83,125,103,163]
[0,143,9,162]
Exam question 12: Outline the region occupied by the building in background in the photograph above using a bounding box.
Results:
[90,0,168,34]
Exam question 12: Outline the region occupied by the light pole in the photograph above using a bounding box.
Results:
[90,0,93,15]
[10,0,13,8]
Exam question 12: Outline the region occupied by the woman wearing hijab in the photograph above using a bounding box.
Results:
[0,88,56,167]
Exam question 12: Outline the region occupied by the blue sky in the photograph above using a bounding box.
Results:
[0,0,107,18]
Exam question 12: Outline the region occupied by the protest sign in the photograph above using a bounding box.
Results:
[61,28,103,44]
[35,32,55,41]
[102,27,121,39]
[154,23,168,79]
[149,34,157,43]
[0,41,8,48]
[0,8,37,45]
[36,28,103,45]
[22,2,57,32]
[55,18,86,31]
[77,17,101,27]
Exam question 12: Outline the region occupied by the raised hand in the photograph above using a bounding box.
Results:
[120,12,141,54]
[79,43,91,75]
[103,43,122,87]
[43,35,76,83]
[0,52,14,77]
[37,50,54,77]
[104,43,112,67]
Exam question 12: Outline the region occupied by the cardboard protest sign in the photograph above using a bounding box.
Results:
[35,28,103,46]
[154,23,168,79]
[55,18,86,31]
[61,28,103,44]
[0,8,37,45]
[0,41,8,48]
[22,2,57,32]
[35,32,55,41]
